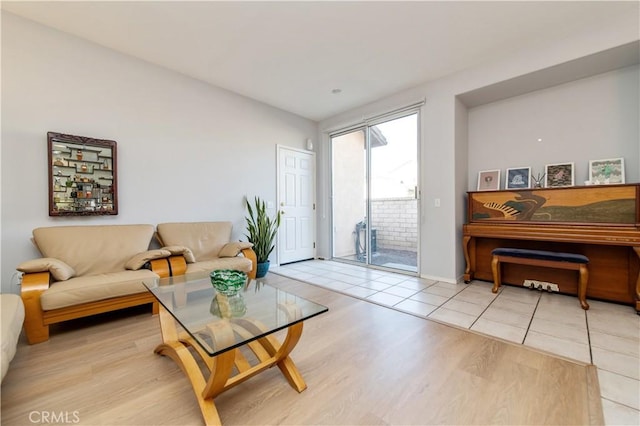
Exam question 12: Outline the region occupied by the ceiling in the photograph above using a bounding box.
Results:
[2,1,638,122]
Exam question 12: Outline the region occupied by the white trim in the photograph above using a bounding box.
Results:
[324,99,425,135]
[363,100,426,126]
[276,144,314,156]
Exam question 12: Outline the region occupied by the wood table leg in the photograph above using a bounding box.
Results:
[267,323,306,392]
[578,264,590,310]
[634,247,640,314]
[491,256,501,293]
[201,322,241,399]
[155,307,225,426]
[154,341,224,426]
[154,306,309,425]
[233,318,307,392]
[463,235,474,283]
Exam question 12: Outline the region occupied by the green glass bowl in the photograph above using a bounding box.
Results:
[210,269,247,296]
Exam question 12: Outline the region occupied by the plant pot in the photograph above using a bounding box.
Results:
[256,261,270,278]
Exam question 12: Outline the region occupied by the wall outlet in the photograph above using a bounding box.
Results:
[12,271,23,289]
[523,279,559,292]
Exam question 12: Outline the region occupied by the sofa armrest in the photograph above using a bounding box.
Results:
[240,247,258,281]
[125,249,172,271]
[149,256,187,278]
[17,258,75,281]
[161,245,196,263]
[20,271,51,344]
[219,241,254,258]
[218,241,257,280]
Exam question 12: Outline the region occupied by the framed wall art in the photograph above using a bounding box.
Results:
[505,167,531,189]
[477,169,500,191]
[545,162,574,188]
[48,132,118,216]
[589,157,625,185]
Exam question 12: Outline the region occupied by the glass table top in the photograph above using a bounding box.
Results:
[143,271,328,356]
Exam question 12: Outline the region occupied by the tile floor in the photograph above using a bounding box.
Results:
[271,259,640,425]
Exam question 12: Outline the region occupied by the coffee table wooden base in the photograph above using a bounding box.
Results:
[154,307,307,426]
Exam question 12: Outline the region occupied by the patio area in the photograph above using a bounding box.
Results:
[335,247,417,272]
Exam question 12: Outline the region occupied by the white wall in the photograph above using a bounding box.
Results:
[319,12,639,283]
[468,66,639,190]
[0,13,317,292]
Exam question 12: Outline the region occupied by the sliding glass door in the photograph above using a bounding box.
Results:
[331,112,418,273]
[331,128,367,265]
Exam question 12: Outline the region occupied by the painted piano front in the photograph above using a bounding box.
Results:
[462,184,640,311]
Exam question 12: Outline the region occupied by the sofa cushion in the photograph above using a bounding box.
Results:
[40,269,158,311]
[185,257,253,275]
[17,257,76,281]
[33,225,155,277]
[157,222,233,262]
[1,294,25,382]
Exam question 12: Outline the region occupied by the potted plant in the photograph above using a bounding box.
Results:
[245,196,281,278]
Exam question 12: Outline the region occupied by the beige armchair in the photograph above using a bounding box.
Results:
[155,221,257,280]
[16,224,177,344]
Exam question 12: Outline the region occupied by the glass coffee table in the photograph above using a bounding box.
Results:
[143,271,328,425]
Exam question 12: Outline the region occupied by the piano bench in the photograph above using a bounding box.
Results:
[490,248,590,310]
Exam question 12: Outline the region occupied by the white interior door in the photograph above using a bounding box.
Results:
[277,146,316,264]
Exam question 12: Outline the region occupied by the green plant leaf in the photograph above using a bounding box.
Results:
[244,196,281,263]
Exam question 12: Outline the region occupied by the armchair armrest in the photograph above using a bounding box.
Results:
[124,248,189,278]
[17,258,76,281]
[217,242,257,280]
[144,246,193,278]
[125,249,172,270]
[20,271,51,344]
[161,245,196,263]
[219,241,254,258]
[18,258,72,344]
[148,256,187,278]
[241,247,258,281]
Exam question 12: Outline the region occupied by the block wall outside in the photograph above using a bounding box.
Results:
[370,198,417,251]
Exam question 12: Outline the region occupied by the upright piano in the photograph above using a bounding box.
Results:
[462,184,640,312]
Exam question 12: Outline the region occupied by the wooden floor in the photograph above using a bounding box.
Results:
[1,275,603,425]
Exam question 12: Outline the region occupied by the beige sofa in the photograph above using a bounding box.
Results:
[156,221,257,279]
[17,224,176,344]
[1,294,24,381]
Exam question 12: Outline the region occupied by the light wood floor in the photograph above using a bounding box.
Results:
[1,275,604,425]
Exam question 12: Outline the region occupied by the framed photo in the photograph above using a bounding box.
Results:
[477,169,501,191]
[589,158,625,185]
[505,167,531,189]
[545,162,574,188]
